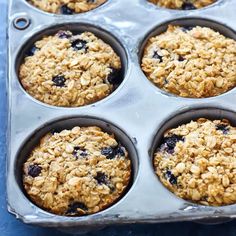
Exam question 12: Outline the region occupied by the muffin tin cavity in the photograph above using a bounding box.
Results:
[140,18,236,99]
[26,0,108,14]
[151,108,236,206]
[16,23,128,108]
[147,0,219,10]
[15,117,138,217]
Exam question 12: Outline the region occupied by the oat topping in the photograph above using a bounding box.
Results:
[148,0,216,9]
[23,126,131,216]
[19,30,122,107]
[154,118,236,206]
[141,25,236,98]
[27,0,107,14]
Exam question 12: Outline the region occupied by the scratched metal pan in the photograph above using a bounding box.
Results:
[7,0,236,231]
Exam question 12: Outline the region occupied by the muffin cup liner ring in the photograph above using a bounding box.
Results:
[8,0,236,231]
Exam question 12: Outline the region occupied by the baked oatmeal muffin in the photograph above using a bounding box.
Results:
[141,25,236,98]
[27,0,107,14]
[148,0,216,10]
[23,126,131,216]
[154,118,236,206]
[19,30,122,107]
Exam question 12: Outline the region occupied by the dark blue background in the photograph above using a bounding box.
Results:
[1,0,236,235]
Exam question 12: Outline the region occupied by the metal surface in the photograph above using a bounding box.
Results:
[7,0,236,229]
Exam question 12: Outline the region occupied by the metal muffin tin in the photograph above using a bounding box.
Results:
[7,0,236,230]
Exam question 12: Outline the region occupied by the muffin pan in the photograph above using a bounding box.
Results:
[7,0,236,231]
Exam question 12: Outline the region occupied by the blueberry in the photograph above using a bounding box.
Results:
[94,172,115,191]
[71,39,88,51]
[28,164,42,177]
[181,2,197,10]
[101,145,125,159]
[73,146,88,158]
[161,134,184,154]
[57,30,72,39]
[25,45,38,57]
[178,55,185,61]
[60,4,74,15]
[87,0,96,3]
[66,202,88,215]
[52,75,66,87]
[73,146,81,152]
[116,146,125,156]
[165,170,177,185]
[165,134,184,149]
[152,51,163,62]
[79,149,88,157]
[101,147,116,159]
[94,172,109,185]
[107,67,122,85]
[181,26,194,32]
[216,124,230,134]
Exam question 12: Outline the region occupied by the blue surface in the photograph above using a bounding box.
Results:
[1,0,236,235]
